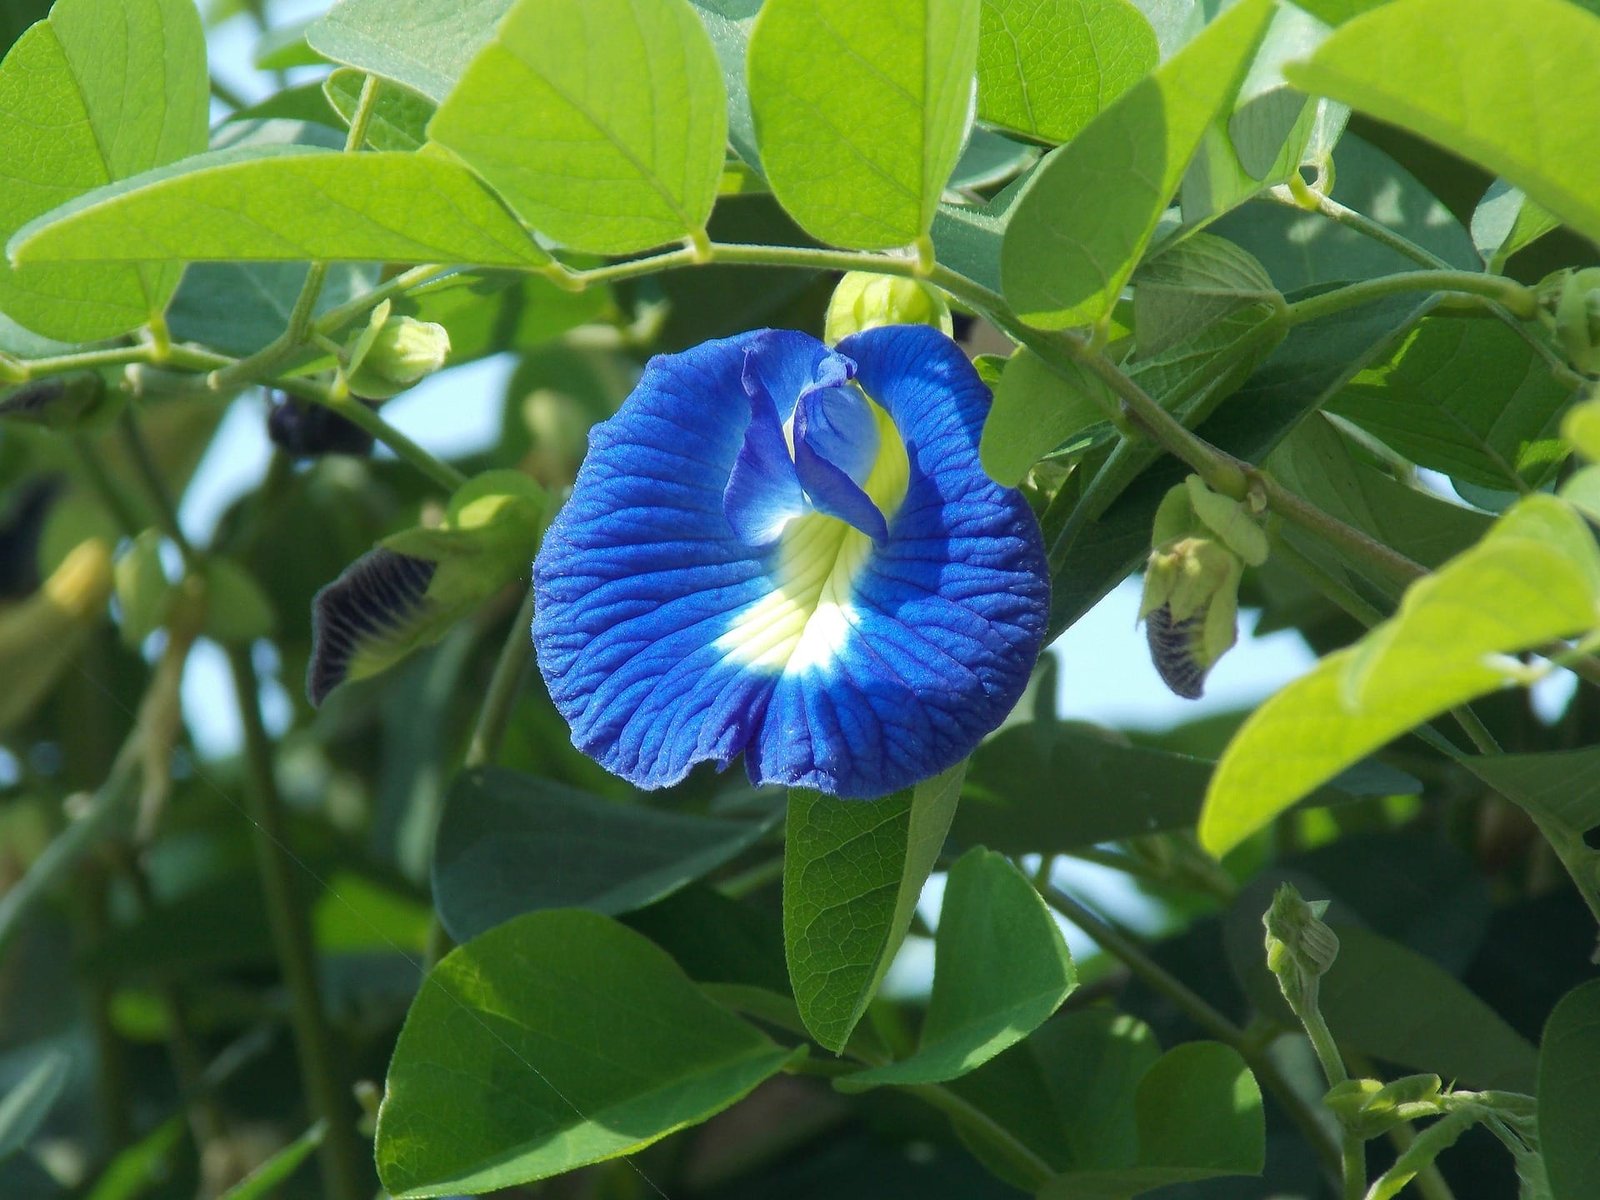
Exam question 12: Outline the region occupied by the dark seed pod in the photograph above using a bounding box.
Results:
[266,392,376,459]
[1145,603,1209,700]
[0,372,109,428]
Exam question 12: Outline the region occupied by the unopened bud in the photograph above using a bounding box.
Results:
[1263,883,1339,1013]
[1537,268,1600,376]
[824,272,953,345]
[345,299,450,398]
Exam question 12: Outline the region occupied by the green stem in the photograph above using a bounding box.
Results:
[1284,271,1539,326]
[320,393,465,491]
[73,433,146,537]
[313,264,453,337]
[119,410,200,568]
[463,587,536,768]
[1040,884,1344,1180]
[224,645,367,1200]
[1274,185,1449,271]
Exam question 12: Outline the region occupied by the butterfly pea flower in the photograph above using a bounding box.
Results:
[533,325,1049,799]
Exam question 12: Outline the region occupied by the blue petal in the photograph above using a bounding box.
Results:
[795,377,878,486]
[723,351,807,547]
[533,324,1048,798]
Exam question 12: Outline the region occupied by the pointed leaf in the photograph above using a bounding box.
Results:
[432,766,772,941]
[748,0,979,250]
[1001,0,1275,330]
[783,763,965,1052]
[1285,0,1600,249]
[0,0,207,340]
[376,910,798,1196]
[837,849,1075,1089]
[11,145,547,268]
[428,0,727,254]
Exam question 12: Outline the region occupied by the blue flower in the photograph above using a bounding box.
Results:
[532,324,1048,799]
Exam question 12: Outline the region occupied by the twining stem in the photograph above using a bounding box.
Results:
[225,645,367,1200]
[464,586,536,770]
[1039,884,1345,1180]
[1283,271,1539,326]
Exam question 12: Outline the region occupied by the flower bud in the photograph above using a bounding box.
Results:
[344,299,450,398]
[1263,883,1339,1013]
[824,272,953,345]
[1537,268,1600,376]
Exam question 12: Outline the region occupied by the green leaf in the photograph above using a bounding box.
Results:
[1039,1042,1264,1198]
[1285,0,1600,249]
[747,0,979,250]
[977,0,1158,145]
[688,0,764,173]
[954,721,1413,854]
[1201,495,1600,856]
[979,348,1114,487]
[324,68,433,152]
[0,1051,70,1164]
[1473,180,1560,273]
[1327,315,1575,491]
[305,0,512,103]
[783,763,965,1053]
[1133,231,1284,356]
[215,1122,324,1200]
[432,766,772,942]
[0,0,207,341]
[376,910,798,1196]
[1540,979,1600,1200]
[11,145,548,268]
[948,1009,1161,1179]
[1001,0,1274,330]
[428,0,726,255]
[836,849,1075,1089]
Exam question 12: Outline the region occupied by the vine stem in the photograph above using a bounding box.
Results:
[464,585,536,769]
[1039,884,1345,1182]
[225,645,367,1200]
[1283,271,1539,325]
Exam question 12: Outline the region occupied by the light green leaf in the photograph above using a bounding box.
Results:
[1473,180,1560,273]
[1201,495,1600,856]
[1001,0,1274,330]
[836,849,1075,1089]
[428,0,726,254]
[977,0,1158,145]
[324,68,433,152]
[979,348,1114,487]
[1540,979,1600,1200]
[1327,316,1575,491]
[215,1122,324,1200]
[11,145,547,268]
[0,1051,70,1164]
[1039,1042,1264,1198]
[305,0,512,103]
[1133,231,1283,356]
[1285,0,1600,249]
[375,910,798,1196]
[432,766,771,942]
[748,0,979,250]
[783,763,965,1053]
[0,0,207,341]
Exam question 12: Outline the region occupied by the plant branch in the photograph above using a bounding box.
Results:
[906,1082,1057,1188]
[119,410,200,569]
[1284,271,1539,326]
[464,586,536,769]
[224,645,367,1200]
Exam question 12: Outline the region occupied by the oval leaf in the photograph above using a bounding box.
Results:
[1540,978,1600,1200]
[428,0,727,254]
[376,909,798,1196]
[748,0,980,250]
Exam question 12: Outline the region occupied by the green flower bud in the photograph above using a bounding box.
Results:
[1537,268,1600,376]
[1263,883,1339,1013]
[344,299,451,398]
[1324,1075,1444,1139]
[824,271,953,345]
[1561,388,1600,462]
[0,371,118,429]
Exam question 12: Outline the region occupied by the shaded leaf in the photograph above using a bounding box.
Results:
[979,348,1113,487]
[375,910,798,1196]
[215,1122,325,1200]
[1539,979,1600,1200]
[305,0,512,103]
[0,1052,70,1164]
[433,766,772,941]
[836,849,1075,1089]
[1473,180,1560,273]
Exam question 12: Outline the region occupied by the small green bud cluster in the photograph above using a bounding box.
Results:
[823,271,953,345]
[1139,475,1267,698]
[1262,882,1339,1015]
[1536,267,1600,376]
[1324,1074,1444,1139]
[343,299,451,399]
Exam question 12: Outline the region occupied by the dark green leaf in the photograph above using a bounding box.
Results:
[432,766,772,942]
[0,1051,70,1164]
[836,849,1075,1089]
[376,910,798,1195]
[1539,979,1600,1200]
